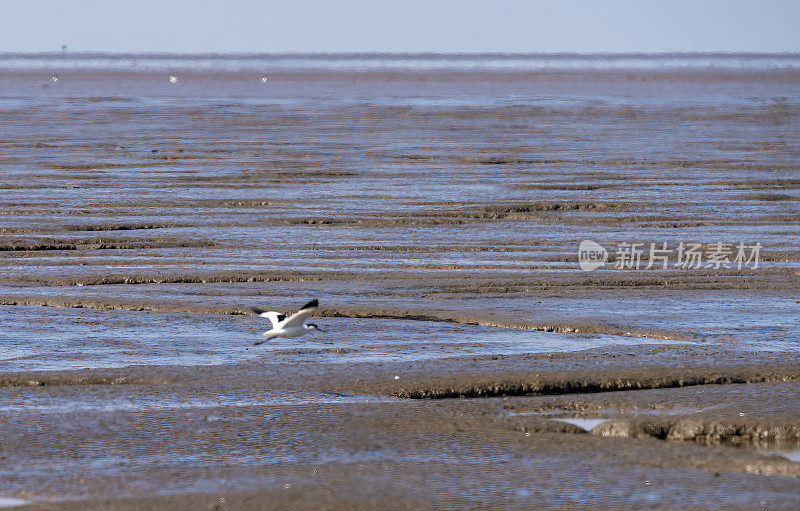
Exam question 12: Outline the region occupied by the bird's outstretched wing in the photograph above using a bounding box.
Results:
[250,307,286,328]
[281,299,319,328]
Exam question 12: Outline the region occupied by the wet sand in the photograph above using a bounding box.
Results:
[2,347,800,509]
[1,55,799,508]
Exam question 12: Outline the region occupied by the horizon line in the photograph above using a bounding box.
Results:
[2,50,800,58]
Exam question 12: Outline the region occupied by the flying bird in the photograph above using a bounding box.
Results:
[250,299,322,344]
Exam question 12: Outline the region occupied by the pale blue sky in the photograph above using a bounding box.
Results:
[1,0,798,53]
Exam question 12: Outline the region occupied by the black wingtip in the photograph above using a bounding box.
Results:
[250,306,266,315]
[300,298,318,310]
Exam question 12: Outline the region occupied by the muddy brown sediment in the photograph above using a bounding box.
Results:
[1,61,799,509]
[594,417,800,448]
[0,373,174,388]
[373,365,800,399]
[3,348,800,511]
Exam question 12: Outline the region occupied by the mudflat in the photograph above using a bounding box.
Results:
[1,54,799,509]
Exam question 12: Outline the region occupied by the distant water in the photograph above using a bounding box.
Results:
[2,52,800,72]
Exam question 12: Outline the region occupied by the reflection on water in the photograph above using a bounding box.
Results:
[0,497,28,508]
[0,306,688,372]
[0,59,798,368]
[760,450,800,463]
[554,417,613,431]
[0,56,798,510]
[0,390,398,415]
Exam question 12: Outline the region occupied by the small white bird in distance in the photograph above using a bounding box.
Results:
[250,299,322,344]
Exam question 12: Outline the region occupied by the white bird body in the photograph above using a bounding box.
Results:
[251,299,321,344]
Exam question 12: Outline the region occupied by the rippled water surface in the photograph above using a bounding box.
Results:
[2,53,800,511]
[0,305,697,372]
[1,53,799,367]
